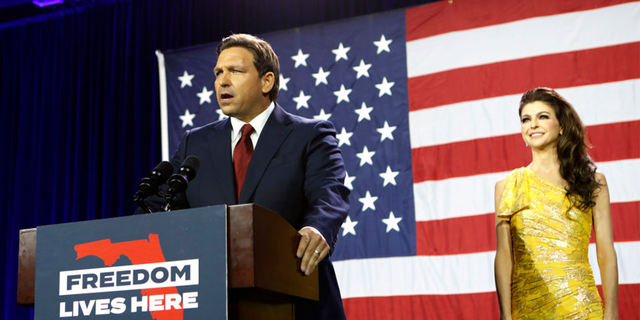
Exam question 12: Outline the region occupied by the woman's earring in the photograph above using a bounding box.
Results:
[525,142,529,147]
[559,131,563,136]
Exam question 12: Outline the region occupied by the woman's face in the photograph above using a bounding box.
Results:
[520,101,563,150]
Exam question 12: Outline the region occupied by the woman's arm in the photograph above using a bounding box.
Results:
[593,172,619,320]
[494,178,513,320]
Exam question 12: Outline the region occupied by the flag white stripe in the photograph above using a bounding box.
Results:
[155,50,170,161]
[600,159,640,204]
[337,250,496,298]
[414,171,505,221]
[589,241,640,286]
[406,2,640,77]
[409,79,640,148]
[414,158,640,222]
[336,241,640,298]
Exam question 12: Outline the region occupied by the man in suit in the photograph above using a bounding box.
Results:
[156,33,350,319]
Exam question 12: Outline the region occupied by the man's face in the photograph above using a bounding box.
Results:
[213,47,273,122]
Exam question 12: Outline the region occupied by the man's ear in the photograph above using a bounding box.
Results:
[261,72,275,94]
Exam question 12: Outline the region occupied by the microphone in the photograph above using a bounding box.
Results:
[163,156,201,211]
[133,161,174,213]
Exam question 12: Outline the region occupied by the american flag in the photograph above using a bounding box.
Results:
[156,0,640,318]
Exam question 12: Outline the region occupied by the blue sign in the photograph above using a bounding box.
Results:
[35,206,227,320]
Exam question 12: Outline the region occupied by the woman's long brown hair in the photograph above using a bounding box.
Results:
[519,87,601,211]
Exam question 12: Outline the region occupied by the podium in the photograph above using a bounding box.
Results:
[17,204,318,320]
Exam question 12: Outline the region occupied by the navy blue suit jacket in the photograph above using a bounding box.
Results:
[156,103,350,319]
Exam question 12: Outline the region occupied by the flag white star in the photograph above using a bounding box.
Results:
[291,49,310,68]
[354,102,373,122]
[379,166,399,187]
[356,146,375,166]
[292,90,311,110]
[336,127,353,147]
[344,171,356,190]
[279,74,290,91]
[341,216,358,236]
[333,84,352,104]
[178,70,194,88]
[215,109,228,120]
[197,86,214,104]
[359,191,378,212]
[352,59,372,79]
[377,121,397,141]
[332,42,351,62]
[179,109,196,128]
[382,211,402,232]
[373,34,393,54]
[313,108,332,121]
[375,77,395,97]
[312,67,331,86]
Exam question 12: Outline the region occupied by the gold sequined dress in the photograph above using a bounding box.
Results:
[497,167,604,319]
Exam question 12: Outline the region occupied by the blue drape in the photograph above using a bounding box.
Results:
[0,0,435,318]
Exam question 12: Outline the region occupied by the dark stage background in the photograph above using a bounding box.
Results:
[0,0,436,318]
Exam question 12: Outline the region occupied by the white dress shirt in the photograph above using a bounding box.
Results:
[229,102,275,160]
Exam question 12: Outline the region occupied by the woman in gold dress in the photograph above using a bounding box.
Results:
[494,88,619,320]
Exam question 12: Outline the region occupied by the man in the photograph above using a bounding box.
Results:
[151,33,350,319]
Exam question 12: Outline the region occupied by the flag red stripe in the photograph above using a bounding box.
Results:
[412,120,640,183]
[405,0,635,41]
[408,42,640,111]
[344,284,639,319]
[416,201,640,256]
[416,213,496,255]
[589,120,640,164]
[344,291,499,320]
[599,284,640,319]
[606,201,640,243]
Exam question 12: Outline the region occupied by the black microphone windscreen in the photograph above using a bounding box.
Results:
[137,161,175,199]
[153,161,174,179]
[181,156,201,180]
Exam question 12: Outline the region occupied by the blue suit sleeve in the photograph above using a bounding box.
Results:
[301,120,350,254]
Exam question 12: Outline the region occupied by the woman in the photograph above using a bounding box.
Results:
[494,88,618,320]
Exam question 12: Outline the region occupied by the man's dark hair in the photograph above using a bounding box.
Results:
[217,33,280,101]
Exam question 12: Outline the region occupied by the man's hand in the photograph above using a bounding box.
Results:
[297,227,329,276]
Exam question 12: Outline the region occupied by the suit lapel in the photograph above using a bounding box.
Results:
[239,104,293,203]
[206,119,237,204]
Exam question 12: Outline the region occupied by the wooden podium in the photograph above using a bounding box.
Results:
[17,204,318,320]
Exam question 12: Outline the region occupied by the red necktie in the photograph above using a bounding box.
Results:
[233,124,254,201]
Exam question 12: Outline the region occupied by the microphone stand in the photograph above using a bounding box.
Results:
[133,193,152,214]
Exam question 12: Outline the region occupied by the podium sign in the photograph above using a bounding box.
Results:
[34,206,227,320]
